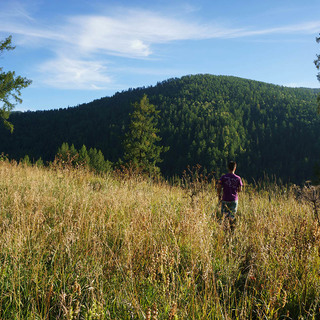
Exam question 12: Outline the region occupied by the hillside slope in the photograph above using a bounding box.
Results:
[0,74,319,183]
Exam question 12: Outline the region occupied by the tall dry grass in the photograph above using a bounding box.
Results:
[0,160,319,319]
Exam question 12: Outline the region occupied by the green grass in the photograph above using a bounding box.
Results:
[0,161,319,319]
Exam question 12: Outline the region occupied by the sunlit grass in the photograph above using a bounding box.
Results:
[0,160,319,319]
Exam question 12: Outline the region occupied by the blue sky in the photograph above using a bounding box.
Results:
[1,0,320,111]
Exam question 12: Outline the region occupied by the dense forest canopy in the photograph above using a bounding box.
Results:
[0,74,319,183]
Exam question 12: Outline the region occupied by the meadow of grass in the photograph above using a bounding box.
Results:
[0,160,320,319]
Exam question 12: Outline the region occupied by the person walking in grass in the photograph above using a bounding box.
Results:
[217,161,243,229]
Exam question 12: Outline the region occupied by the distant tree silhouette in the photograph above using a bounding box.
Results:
[315,33,320,112]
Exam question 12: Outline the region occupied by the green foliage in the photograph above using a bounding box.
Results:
[79,144,90,165]
[88,147,112,173]
[55,142,112,173]
[0,152,9,162]
[0,36,32,132]
[123,94,167,175]
[56,142,84,169]
[20,154,31,166]
[0,75,319,183]
[35,157,44,167]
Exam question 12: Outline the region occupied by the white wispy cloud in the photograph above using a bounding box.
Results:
[0,0,36,22]
[234,21,320,37]
[1,2,319,90]
[62,11,320,56]
[66,14,153,58]
[38,55,112,90]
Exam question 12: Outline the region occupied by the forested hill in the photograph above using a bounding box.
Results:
[1,74,319,183]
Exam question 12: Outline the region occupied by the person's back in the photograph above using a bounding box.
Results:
[219,172,242,202]
[217,161,243,228]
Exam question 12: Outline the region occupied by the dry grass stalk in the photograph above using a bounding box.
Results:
[168,302,177,320]
[293,182,320,224]
[0,161,319,319]
[151,304,158,320]
[145,307,152,320]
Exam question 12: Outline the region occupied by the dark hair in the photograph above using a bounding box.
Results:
[228,161,237,171]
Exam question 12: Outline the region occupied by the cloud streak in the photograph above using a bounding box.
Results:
[1,4,320,90]
[38,55,112,90]
[234,21,320,37]
[4,9,320,51]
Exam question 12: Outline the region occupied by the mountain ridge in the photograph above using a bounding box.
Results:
[1,74,320,183]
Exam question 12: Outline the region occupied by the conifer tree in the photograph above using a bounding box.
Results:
[0,36,32,132]
[89,148,108,173]
[315,33,320,112]
[123,94,167,174]
[79,145,90,166]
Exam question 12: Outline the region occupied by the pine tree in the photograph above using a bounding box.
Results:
[79,145,90,166]
[123,94,167,175]
[89,148,108,173]
[315,34,320,112]
[0,36,32,132]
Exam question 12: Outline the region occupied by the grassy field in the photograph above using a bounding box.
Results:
[0,160,319,319]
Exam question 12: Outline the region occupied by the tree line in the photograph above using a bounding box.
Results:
[1,94,164,177]
[0,74,319,184]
